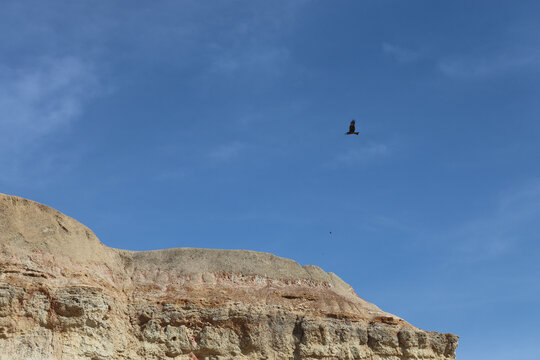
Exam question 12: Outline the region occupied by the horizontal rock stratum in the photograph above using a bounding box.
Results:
[0,193,458,359]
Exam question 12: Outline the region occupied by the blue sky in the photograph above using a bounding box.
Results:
[1,1,539,358]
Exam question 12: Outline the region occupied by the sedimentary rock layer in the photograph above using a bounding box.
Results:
[0,193,458,359]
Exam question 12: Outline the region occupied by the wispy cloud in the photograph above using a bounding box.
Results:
[336,143,389,164]
[210,46,290,75]
[382,42,420,63]
[0,57,98,145]
[204,2,308,78]
[0,56,100,183]
[154,168,188,182]
[208,142,246,162]
[438,47,540,78]
[450,181,540,263]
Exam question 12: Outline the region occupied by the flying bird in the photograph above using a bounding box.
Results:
[345,120,359,135]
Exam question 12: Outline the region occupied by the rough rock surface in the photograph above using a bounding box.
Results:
[0,193,458,359]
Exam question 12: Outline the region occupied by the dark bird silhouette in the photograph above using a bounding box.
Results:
[345,120,359,135]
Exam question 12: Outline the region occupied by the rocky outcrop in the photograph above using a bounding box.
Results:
[0,193,458,359]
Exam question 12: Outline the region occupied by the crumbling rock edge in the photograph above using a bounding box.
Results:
[0,193,458,359]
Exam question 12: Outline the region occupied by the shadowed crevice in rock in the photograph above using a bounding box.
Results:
[0,193,458,359]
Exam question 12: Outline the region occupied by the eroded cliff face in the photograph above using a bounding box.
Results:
[0,194,458,359]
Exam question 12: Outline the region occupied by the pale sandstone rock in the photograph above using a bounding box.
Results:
[0,193,458,359]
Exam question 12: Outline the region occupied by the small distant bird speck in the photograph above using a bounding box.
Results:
[345,120,359,135]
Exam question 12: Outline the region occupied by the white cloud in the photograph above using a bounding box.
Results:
[382,42,420,63]
[0,56,99,183]
[336,143,389,164]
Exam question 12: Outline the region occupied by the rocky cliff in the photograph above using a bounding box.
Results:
[0,193,458,359]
